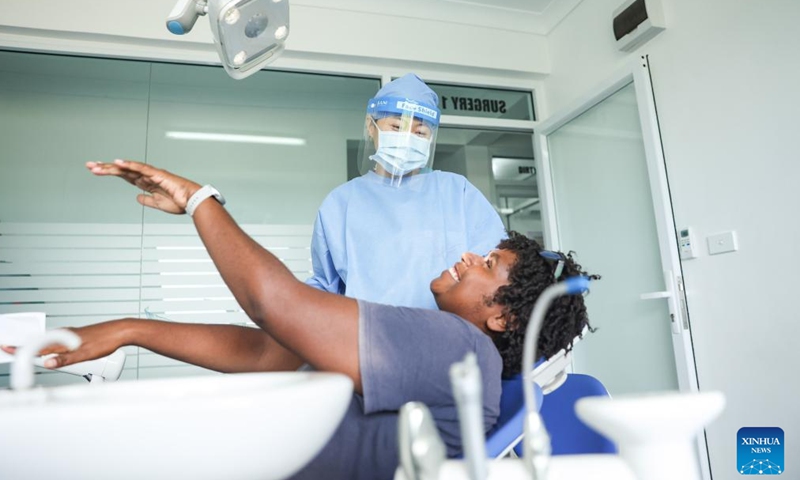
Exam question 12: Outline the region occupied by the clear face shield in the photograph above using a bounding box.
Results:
[358,96,440,187]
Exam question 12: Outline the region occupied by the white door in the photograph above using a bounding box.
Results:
[536,60,699,393]
[536,58,707,476]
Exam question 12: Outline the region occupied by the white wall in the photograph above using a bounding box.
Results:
[0,0,550,86]
[544,1,800,478]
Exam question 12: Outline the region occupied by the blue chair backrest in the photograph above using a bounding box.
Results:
[484,374,542,458]
[536,373,617,455]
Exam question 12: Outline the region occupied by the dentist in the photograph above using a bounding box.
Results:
[306,73,507,310]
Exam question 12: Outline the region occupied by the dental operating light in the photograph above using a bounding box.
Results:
[166,0,290,79]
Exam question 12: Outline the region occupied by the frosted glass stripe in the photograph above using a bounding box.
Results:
[140,274,225,287]
[138,299,242,312]
[0,302,140,316]
[140,286,233,298]
[141,236,311,248]
[143,223,312,236]
[45,316,145,328]
[0,223,143,235]
[0,262,142,275]
[0,276,141,289]
[0,288,141,303]
[1,249,143,262]
[96,312,256,325]
[139,259,311,274]
[141,248,310,261]
[0,237,143,248]
[0,222,311,236]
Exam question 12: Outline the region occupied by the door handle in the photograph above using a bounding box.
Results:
[640,291,671,300]
[639,271,682,334]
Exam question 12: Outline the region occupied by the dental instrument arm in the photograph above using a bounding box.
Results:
[522,276,591,480]
[86,160,362,391]
[449,353,488,480]
[398,402,447,480]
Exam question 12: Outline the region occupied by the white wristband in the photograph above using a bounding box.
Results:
[185,185,226,217]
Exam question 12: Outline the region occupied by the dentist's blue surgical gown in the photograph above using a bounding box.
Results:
[306,170,506,309]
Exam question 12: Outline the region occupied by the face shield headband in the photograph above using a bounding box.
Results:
[366,96,441,128]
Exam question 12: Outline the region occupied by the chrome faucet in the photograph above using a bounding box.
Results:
[11,329,82,390]
[10,329,126,389]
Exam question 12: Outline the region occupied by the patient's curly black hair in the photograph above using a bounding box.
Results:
[489,231,599,378]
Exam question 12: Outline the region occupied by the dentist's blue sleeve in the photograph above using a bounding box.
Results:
[305,210,345,295]
[464,181,507,256]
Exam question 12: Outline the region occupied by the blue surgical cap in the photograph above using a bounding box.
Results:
[366,73,441,126]
[375,73,439,107]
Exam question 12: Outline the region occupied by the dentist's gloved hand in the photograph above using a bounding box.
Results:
[1,321,130,369]
[86,159,202,215]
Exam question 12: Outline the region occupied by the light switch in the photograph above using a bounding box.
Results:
[707,231,738,255]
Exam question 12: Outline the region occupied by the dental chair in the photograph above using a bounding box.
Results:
[524,373,617,455]
[484,374,543,458]
[485,342,582,458]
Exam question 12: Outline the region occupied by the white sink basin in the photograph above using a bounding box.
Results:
[0,371,353,480]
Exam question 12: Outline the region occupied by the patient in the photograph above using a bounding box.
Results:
[2,159,597,480]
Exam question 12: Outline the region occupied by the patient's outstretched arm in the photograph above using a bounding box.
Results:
[86,160,362,391]
[2,320,303,374]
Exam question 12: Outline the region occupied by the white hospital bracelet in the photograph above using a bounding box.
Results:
[185,184,226,217]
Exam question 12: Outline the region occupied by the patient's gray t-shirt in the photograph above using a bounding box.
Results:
[290,300,502,480]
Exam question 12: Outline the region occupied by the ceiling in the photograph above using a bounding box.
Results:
[295,0,584,35]
[439,0,571,15]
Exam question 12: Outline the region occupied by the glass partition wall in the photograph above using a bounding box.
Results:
[0,51,379,384]
[0,53,153,385]
[0,50,536,385]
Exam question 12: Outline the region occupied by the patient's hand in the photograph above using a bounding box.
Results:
[86,159,202,215]
[1,321,130,368]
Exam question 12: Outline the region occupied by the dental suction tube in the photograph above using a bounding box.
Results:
[522,276,591,479]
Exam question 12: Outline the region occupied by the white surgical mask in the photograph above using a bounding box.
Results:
[370,130,431,175]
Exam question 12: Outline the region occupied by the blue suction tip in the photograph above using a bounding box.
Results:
[564,276,591,295]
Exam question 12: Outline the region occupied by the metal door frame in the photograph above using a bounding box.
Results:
[534,56,709,480]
